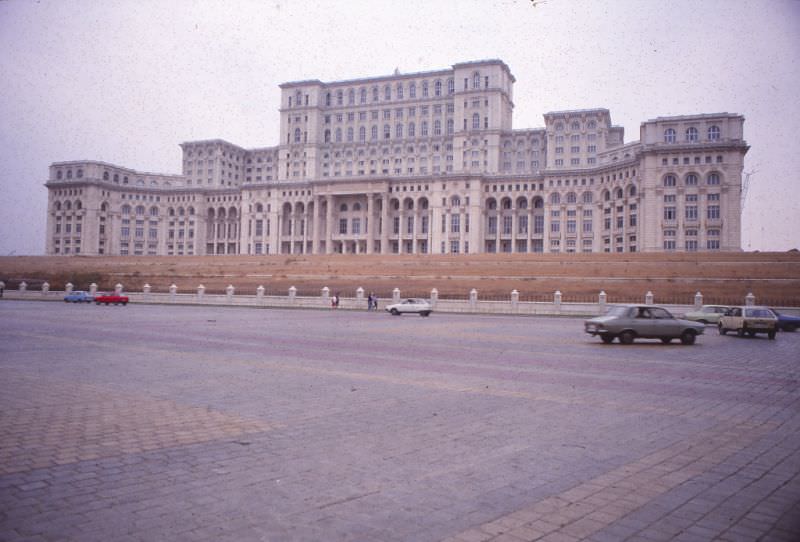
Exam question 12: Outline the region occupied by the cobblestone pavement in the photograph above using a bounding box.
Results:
[1,300,799,541]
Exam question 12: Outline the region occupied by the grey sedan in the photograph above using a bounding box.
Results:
[585,304,706,345]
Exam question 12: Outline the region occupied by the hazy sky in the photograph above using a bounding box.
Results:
[1,0,798,255]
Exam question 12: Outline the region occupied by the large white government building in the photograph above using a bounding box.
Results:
[46,59,748,256]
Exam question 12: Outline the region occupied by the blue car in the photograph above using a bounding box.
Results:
[772,309,800,332]
[63,291,94,303]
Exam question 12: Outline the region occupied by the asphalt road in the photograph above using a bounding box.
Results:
[1,300,799,541]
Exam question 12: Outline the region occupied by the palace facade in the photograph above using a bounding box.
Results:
[45,59,748,256]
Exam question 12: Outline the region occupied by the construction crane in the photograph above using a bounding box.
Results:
[741,169,755,211]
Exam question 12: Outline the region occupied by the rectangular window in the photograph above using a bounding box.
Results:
[488,216,497,234]
[567,220,576,233]
[393,217,400,234]
[518,215,528,234]
[450,240,459,254]
[451,214,460,233]
[707,205,720,219]
[352,218,360,234]
[685,206,698,220]
[664,207,676,221]
[339,218,347,234]
[503,216,512,235]
[534,215,544,234]
[550,221,560,233]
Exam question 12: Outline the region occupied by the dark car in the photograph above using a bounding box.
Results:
[772,309,800,332]
[585,304,705,345]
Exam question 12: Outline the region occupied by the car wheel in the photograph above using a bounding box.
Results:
[619,331,635,345]
[600,334,614,344]
[737,328,745,337]
[105,302,110,306]
[96,301,101,305]
[747,330,756,337]
[787,325,797,332]
[718,324,726,335]
[768,330,776,340]
[680,330,696,345]
[123,301,128,306]
[420,311,430,317]
[661,337,672,344]
[390,308,400,316]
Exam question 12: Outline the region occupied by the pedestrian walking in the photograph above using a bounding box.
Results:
[367,293,373,311]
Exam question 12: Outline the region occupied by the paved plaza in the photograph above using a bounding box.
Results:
[1,300,799,541]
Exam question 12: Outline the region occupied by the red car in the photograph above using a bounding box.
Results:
[94,292,129,305]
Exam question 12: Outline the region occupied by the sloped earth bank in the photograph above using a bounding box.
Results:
[1,252,799,305]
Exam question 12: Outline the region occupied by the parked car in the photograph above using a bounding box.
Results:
[682,305,731,325]
[385,298,432,316]
[718,306,776,339]
[585,304,705,345]
[94,292,129,306]
[771,309,800,332]
[63,290,94,303]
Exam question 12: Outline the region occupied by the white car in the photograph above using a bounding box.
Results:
[385,298,433,317]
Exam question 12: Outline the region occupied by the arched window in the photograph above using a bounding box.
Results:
[571,121,580,131]
[324,129,331,143]
[336,90,343,105]
[502,198,512,210]
[353,202,361,211]
[348,89,355,105]
[451,195,461,207]
[708,125,720,140]
[566,192,577,204]
[550,193,561,205]
[408,122,415,137]
[256,203,263,213]
[149,206,158,216]
[588,120,597,129]
[100,202,108,212]
[360,88,367,104]
[371,125,378,140]
[294,128,301,143]
[707,173,720,185]
[421,120,428,136]
[409,82,416,98]
[629,185,637,197]
[77,169,83,178]
[472,72,480,89]
[74,200,82,210]
[122,205,131,215]
[614,188,623,199]
[178,207,185,216]
[383,124,390,139]
[54,201,62,211]
[603,190,611,202]
[384,84,391,101]
[359,126,366,142]
[533,197,544,209]
[347,127,354,142]
[487,198,497,210]
[447,78,454,94]
[582,191,593,204]
[686,127,698,142]
[136,205,145,216]
[555,122,563,132]
[446,118,454,135]
[396,124,403,138]
[472,113,480,130]
[335,128,342,142]
[396,84,403,99]
[422,81,429,97]
[434,80,442,96]
[664,128,676,143]
[372,86,379,102]
[188,207,195,216]
[64,200,72,211]
[113,174,119,183]
[685,173,698,186]
[433,120,441,136]
[56,170,63,180]
[66,170,73,179]
[103,171,109,180]
[517,197,528,210]
[664,174,677,187]
[340,203,348,212]
[296,91,302,106]
[325,93,331,106]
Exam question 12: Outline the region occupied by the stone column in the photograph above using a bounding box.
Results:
[65,282,74,294]
[365,196,374,254]
[326,196,335,254]
[645,291,654,305]
[381,196,389,254]
[694,292,703,310]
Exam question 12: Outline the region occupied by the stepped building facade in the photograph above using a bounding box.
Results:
[45,59,748,256]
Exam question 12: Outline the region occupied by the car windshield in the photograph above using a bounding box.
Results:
[605,306,629,317]
[745,308,773,318]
